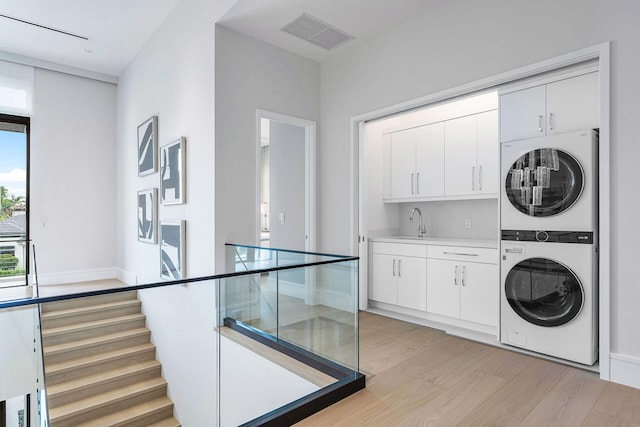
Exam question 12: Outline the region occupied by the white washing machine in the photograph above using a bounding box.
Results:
[501,130,598,232]
[500,235,598,365]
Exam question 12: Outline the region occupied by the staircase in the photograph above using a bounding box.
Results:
[40,290,180,427]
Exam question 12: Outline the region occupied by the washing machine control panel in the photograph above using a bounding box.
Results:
[502,230,593,244]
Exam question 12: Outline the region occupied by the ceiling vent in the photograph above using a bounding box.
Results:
[281,14,353,50]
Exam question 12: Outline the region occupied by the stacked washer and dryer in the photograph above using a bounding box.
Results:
[500,130,598,365]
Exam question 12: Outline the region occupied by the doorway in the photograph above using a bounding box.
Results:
[256,110,316,252]
[0,114,29,288]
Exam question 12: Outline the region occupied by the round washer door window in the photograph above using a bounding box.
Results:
[505,257,583,327]
[505,148,584,217]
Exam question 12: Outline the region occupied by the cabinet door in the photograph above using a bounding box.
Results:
[397,256,427,311]
[426,259,460,318]
[460,262,498,326]
[389,128,416,199]
[546,72,599,135]
[415,122,445,197]
[499,85,546,142]
[371,254,397,305]
[444,115,477,196]
[476,110,499,195]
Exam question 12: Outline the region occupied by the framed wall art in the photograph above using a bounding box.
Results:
[137,188,157,244]
[137,115,158,176]
[160,137,186,205]
[160,220,185,279]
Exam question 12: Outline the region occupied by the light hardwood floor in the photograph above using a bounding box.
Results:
[296,311,640,427]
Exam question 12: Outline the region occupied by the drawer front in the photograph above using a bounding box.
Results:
[371,242,427,258]
[427,245,497,264]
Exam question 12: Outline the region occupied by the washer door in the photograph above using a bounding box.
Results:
[505,257,583,327]
[505,148,584,217]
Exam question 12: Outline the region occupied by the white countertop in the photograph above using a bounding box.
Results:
[370,236,498,249]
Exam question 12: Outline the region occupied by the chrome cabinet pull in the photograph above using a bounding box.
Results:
[398,259,402,277]
[416,172,420,194]
[443,252,479,257]
[471,167,475,191]
[549,112,554,131]
[393,259,396,277]
[454,265,459,285]
[411,173,414,195]
[462,266,466,286]
[538,115,543,132]
[479,165,483,191]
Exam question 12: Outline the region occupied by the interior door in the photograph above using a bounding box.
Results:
[415,122,445,197]
[445,115,477,196]
[390,128,415,199]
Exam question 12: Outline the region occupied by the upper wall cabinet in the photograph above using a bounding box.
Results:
[499,72,599,143]
[444,110,499,197]
[386,122,445,201]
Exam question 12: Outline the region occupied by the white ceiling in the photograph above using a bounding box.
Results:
[218,0,441,63]
[0,0,182,77]
[0,0,439,78]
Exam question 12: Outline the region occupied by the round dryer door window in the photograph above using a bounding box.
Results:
[505,257,583,327]
[505,148,584,217]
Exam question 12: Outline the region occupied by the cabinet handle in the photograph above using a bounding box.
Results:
[411,173,414,195]
[398,259,402,277]
[462,266,466,286]
[454,265,459,286]
[393,259,396,277]
[538,115,543,132]
[471,167,475,191]
[549,112,554,131]
[443,252,479,257]
[479,165,482,191]
[416,172,420,194]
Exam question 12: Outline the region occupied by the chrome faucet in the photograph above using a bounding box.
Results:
[410,207,427,238]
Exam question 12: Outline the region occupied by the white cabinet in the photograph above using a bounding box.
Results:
[426,246,498,327]
[370,242,427,311]
[444,110,499,196]
[387,122,444,200]
[500,72,599,143]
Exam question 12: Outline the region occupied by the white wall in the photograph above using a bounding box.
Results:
[269,121,305,251]
[31,68,117,283]
[214,26,320,272]
[319,0,640,381]
[115,0,236,424]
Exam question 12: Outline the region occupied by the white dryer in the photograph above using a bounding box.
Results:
[500,234,598,365]
[501,130,597,232]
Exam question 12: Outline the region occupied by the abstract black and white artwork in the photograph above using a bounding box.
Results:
[160,220,185,279]
[137,116,158,176]
[137,188,157,243]
[160,137,186,205]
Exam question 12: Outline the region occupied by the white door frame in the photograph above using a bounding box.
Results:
[350,42,611,380]
[255,109,317,253]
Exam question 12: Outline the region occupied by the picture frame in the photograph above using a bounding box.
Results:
[160,220,185,279]
[137,116,158,176]
[137,188,157,244]
[160,137,186,205]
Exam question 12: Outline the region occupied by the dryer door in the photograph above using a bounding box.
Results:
[505,148,584,217]
[505,257,583,327]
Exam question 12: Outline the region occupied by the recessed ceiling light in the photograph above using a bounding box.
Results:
[282,13,353,50]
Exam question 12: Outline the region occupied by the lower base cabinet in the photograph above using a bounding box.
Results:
[426,246,498,327]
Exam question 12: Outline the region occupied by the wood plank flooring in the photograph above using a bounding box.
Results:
[296,311,640,426]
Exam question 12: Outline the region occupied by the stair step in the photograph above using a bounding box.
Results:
[44,327,151,365]
[42,299,142,329]
[147,416,182,427]
[43,313,146,346]
[74,397,176,427]
[41,290,138,313]
[49,377,168,427]
[46,343,156,386]
[47,359,162,407]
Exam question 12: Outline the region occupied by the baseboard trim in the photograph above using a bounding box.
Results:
[35,268,118,286]
[610,353,640,389]
[115,269,138,286]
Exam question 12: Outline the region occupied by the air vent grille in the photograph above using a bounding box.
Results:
[282,14,353,50]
